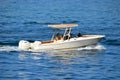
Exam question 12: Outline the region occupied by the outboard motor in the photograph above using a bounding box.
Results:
[30,41,41,50]
[34,41,41,46]
[18,40,31,50]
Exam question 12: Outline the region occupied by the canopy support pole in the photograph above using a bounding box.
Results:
[63,27,71,40]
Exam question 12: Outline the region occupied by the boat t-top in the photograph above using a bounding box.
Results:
[19,24,105,51]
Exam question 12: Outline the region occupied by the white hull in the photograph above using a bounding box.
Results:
[19,35,105,51]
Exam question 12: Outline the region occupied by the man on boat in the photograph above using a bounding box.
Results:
[77,32,82,37]
[54,33,63,41]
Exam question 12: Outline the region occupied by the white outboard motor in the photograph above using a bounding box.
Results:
[19,40,31,50]
[30,41,41,50]
[34,41,41,46]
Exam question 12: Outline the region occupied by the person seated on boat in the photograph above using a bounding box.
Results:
[54,33,63,41]
[77,32,82,37]
[54,36,58,41]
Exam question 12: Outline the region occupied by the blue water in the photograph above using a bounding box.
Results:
[0,0,120,80]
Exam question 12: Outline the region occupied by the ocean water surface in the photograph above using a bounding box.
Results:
[0,0,120,80]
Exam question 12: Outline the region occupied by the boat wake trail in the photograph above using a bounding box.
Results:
[0,46,19,52]
[77,44,106,51]
[0,44,106,52]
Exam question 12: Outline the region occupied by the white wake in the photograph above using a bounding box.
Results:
[0,46,19,52]
[77,44,106,51]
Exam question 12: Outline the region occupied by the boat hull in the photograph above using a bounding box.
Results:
[37,35,104,50]
[18,35,105,51]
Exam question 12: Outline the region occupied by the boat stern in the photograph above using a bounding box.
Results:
[18,40,42,51]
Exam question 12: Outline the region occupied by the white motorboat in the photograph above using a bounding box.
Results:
[18,24,105,51]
